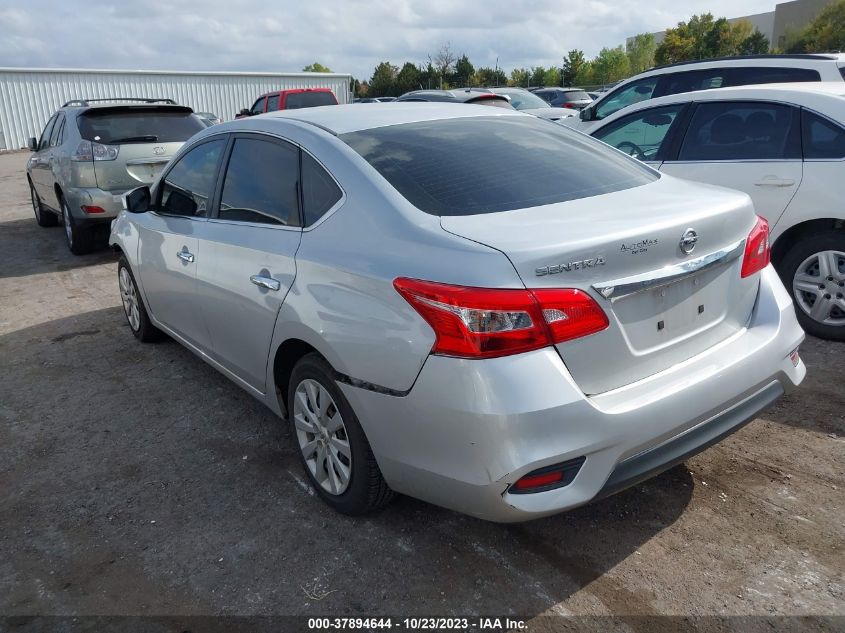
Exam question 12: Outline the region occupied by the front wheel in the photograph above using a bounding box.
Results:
[288,353,394,515]
[118,256,164,342]
[30,183,58,227]
[778,233,845,341]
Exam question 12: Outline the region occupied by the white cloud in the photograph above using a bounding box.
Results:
[1,0,779,79]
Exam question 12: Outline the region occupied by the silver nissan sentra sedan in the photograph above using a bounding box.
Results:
[109,103,806,522]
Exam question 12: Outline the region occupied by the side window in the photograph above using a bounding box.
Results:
[217,137,300,226]
[678,102,800,161]
[49,114,65,147]
[726,67,821,86]
[593,105,685,161]
[266,94,280,111]
[38,115,57,151]
[250,97,266,115]
[302,152,342,226]
[595,77,660,120]
[802,110,845,159]
[663,70,727,97]
[159,139,225,217]
[535,91,552,104]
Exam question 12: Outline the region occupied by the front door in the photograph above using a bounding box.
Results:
[136,137,227,352]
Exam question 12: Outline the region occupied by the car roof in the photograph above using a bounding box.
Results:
[255,102,526,134]
[595,81,845,125]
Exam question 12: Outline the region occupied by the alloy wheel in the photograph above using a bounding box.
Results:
[119,267,141,331]
[792,250,845,327]
[293,378,352,495]
[62,202,73,248]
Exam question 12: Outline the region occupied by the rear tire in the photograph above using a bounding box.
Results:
[777,232,845,341]
[30,183,58,227]
[118,256,164,342]
[61,197,95,255]
[288,353,394,515]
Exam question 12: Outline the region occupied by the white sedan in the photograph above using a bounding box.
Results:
[589,82,845,340]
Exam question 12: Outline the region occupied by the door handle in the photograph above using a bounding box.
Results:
[754,177,795,187]
[176,250,195,263]
[250,275,281,291]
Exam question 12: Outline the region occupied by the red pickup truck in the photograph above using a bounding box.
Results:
[236,88,338,118]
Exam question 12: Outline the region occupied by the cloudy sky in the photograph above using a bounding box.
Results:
[1,0,778,79]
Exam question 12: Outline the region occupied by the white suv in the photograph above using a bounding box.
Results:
[589,82,845,340]
[568,54,845,132]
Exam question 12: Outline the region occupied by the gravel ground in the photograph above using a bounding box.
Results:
[0,151,843,630]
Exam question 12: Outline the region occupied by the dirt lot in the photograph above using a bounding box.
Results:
[0,150,843,630]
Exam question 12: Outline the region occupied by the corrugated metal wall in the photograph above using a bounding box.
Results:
[0,68,352,150]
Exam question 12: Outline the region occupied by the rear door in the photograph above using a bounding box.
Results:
[137,137,226,352]
[659,100,803,227]
[78,106,206,193]
[194,134,303,392]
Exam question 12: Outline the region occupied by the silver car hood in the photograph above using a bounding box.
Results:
[522,107,579,120]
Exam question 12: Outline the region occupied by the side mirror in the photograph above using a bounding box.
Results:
[28,137,38,151]
[580,106,591,121]
[643,114,673,127]
[124,186,151,214]
[240,108,251,116]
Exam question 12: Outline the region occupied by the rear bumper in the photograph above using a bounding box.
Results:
[63,186,125,223]
[340,266,805,522]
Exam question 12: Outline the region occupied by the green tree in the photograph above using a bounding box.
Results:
[574,61,594,86]
[563,50,586,87]
[787,0,845,53]
[303,62,332,73]
[509,67,531,87]
[739,29,770,54]
[529,66,547,86]
[454,54,475,87]
[474,67,507,87]
[369,61,398,97]
[626,34,656,75]
[655,13,718,64]
[591,46,630,84]
[396,62,422,95]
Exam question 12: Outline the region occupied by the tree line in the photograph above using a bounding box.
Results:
[305,1,845,98]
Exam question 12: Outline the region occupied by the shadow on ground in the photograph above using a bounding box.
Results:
[0,306,694,617]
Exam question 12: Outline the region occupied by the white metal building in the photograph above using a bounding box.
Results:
[0,67,352,150]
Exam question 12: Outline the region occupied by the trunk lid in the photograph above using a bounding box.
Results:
[440,177,761,394]
[77,105,205,192]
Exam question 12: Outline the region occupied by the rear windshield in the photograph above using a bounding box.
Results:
[78,108,205,144]
[563,90,591,101]
[285,92,337,109]
[342,116,656,216]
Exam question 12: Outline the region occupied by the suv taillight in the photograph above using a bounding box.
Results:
[72,140,119,162]
[740,216,771,278]
[394,278,608,359]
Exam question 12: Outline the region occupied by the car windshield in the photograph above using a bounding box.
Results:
[285,92,337,109]
[78,108,205,144]
[342,116,656,216]
[494,90,549,110]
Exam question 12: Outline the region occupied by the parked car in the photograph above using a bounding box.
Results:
[111,103,805,522]
[531,87,593,110]
[570,53,845,132]
[396,88,513,108]
[589,82,845,340]
[236,88,338,118]
[487,87,578,120]
[195,111,222,126]
[26,98,206,254]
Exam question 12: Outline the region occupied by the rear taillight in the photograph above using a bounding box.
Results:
[393,278,608,359]
[510,457,586,494]
[81,205,105,214]
[72,140,119,162]
[740,216,771,278]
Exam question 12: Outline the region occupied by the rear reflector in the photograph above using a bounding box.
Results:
[81,205,105,214]
[510,457,586,494]
[740,216,771,278]
[393,278,608,359]
[789,348,800,367]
